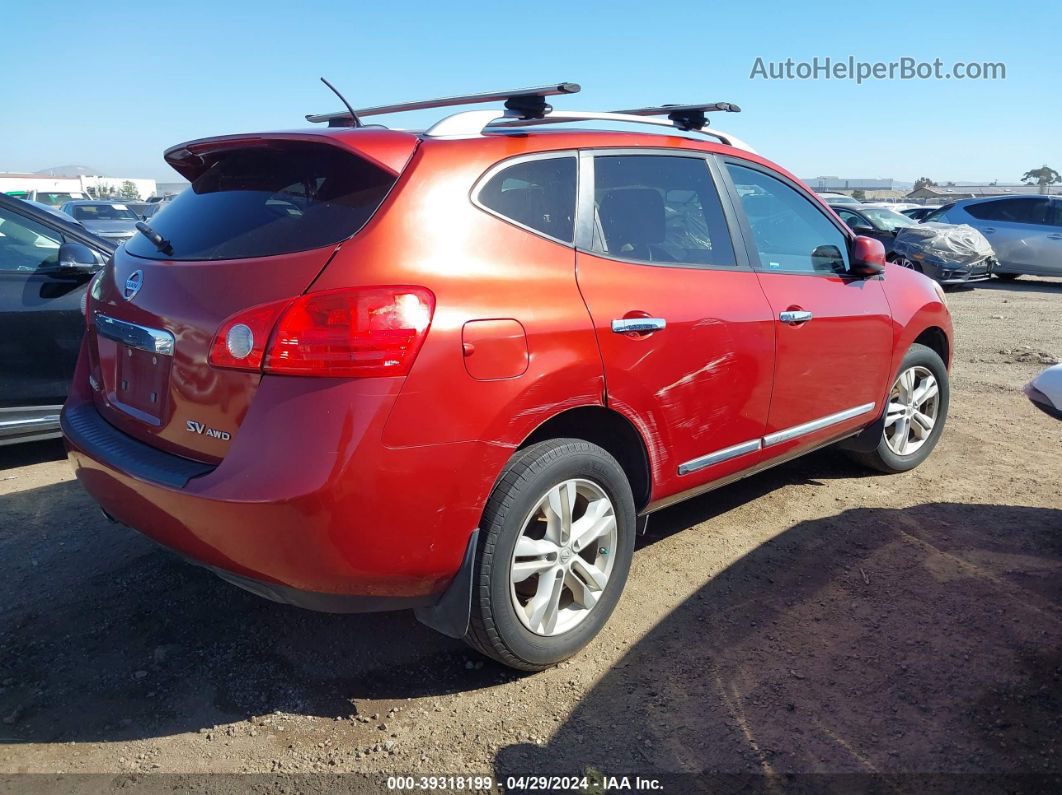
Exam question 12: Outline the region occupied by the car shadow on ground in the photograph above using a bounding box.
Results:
[0,448,881,744]
[0,438,66,471]
[495,501,1062,778]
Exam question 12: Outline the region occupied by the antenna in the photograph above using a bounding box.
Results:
[319,77,361,128]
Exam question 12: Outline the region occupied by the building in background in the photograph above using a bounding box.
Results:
[2,167,157,204]
[802,176,912,200]
[906,183,1062,200]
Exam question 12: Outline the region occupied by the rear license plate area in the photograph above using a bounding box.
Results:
[114,344,171,424]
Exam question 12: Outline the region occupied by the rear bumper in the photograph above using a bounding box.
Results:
[62,365,506,608]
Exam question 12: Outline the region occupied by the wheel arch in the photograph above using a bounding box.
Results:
[913,325,951,369]
[518,405,652,512]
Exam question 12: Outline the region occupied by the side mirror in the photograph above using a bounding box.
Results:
[58,241,102,271]
[850,235,886,276]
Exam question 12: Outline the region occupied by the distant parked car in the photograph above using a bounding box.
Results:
[0,193,114,445]
[924,196,1062,279]
[829,203,918,254]
[20,198,84,225]
[862,202,920,213]
[815,191,861,206]
[59,200,140,247]
[903,206,937,222]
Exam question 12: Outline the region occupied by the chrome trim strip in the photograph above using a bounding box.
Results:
[95,314,174,356]
[677,438,762,476]
[0,415,60,429]
[763,402,876,447]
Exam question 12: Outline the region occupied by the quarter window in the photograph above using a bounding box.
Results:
[477,156,576,243]
[591,155,734,267]
[726,164,849,275]
[0,207,63,272]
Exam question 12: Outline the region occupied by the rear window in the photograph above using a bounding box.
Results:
[126,144,396,261]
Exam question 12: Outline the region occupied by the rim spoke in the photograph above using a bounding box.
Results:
[913,379,938,406]
[570,556,608,591]
[566,571,599,610]
[570,498,615,552]
[884,400,906,428]
[893,416,911,454]
[527,570,564,634]
[911,410,934,438]
[511,557,555,583]
[546,482,577,545]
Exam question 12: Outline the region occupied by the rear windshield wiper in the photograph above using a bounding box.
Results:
[135,222,174,256]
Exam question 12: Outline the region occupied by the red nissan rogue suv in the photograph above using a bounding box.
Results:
[63,83,952,670]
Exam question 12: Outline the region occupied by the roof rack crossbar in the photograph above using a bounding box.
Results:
[306,82,581,126]
[609,102,741,131]
[425,110,754,153]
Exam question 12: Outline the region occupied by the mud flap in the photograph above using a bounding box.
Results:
[835,406,887,453]
[414,529,479,639]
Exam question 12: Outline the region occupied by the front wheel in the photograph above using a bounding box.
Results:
[848,343,949,474]
[464,439,636,671]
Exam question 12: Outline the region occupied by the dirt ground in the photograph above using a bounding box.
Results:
[0,277,1059,788]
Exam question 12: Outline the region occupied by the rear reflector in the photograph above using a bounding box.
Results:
[208,286,435,378]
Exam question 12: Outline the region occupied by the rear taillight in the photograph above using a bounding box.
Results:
[208,286,435,378]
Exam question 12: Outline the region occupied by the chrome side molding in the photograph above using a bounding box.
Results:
[763,402,876,447]
[677,402,877,475]
[677,438,762,475]
[95,314,175,356]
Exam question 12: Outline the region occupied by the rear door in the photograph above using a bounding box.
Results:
[961,197,1054,273]
[720,160,893,453]
[0,201,96,411]
[574,150,775,499]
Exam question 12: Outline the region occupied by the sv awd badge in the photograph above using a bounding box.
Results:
[186,420,231,441]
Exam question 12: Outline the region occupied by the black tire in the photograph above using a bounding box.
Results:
[464,439,636,671]
[994,273,1020,281]
[847,343,950,474]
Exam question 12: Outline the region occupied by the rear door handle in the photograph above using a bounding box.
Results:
[982,227,996,234]
[1048,233,1062,240]
[611,317,666,333]
[779,310,813,325]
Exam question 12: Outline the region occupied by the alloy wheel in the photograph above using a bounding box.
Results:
[509,479,618,636]
[884,365,940,456]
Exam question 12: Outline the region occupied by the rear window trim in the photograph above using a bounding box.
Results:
[470,150,579,248]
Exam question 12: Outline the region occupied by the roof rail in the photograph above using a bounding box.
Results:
[306,82,581,127]
[425,109,756,153]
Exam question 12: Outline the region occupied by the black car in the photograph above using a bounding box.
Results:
[828,203,919,254]
[0,194,115,445]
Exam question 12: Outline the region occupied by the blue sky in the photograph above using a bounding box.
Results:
[2,0,1056,183]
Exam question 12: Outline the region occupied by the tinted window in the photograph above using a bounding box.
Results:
[727,164,849,275]
[964,198,1050,224]
[0,206,63,272]
[125,144,396,261]
[71,204,138,221]
[477,156,576,243]
[1048,200,1062,227]
[592,155,734,266]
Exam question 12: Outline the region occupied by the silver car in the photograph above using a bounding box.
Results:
[925,196,1062,279]
[59,200,141,247]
